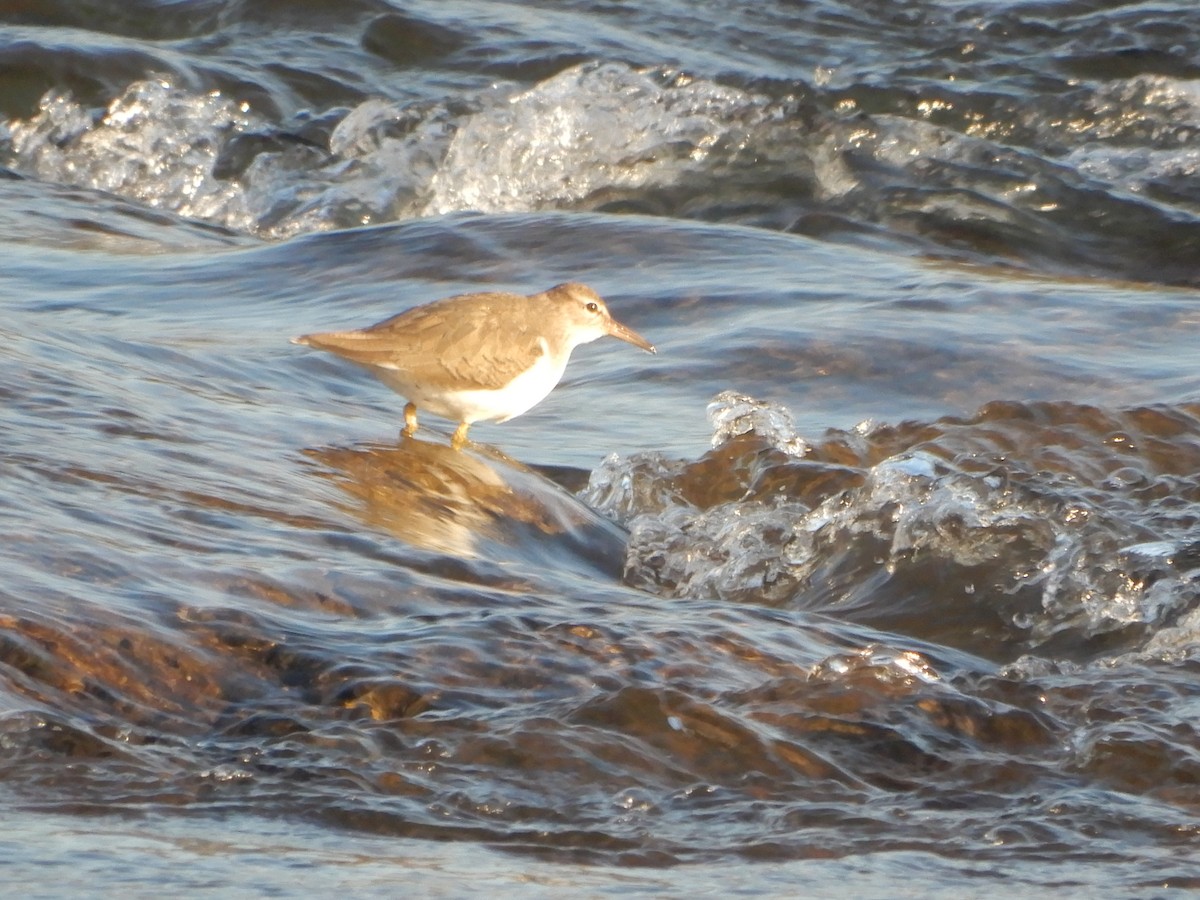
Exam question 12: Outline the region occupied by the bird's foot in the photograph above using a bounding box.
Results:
[451,422,471,450]
[402,402,419,438]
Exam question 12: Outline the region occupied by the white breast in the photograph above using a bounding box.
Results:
[379,337,571,425]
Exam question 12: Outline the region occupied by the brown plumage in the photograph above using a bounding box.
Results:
[294,282,655,447]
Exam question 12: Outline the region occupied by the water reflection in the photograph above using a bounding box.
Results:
[305,435,628,574]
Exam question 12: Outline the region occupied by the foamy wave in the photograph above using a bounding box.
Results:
[2,63,771,239]
[6,80,261,232]
[583,394,1200,661]
[424,63,769,214]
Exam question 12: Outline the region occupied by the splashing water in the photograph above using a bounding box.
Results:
[6,80,261,231]
[582,394,1200,663]
[424,63,770,214]
[2,63,772,239]
[707,390,810,457]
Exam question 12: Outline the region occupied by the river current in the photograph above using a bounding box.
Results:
[2,2,1199,895]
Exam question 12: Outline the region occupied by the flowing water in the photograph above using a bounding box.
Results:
[2,1,1200,895]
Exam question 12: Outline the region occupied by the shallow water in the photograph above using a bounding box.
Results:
[2,1,1200,895]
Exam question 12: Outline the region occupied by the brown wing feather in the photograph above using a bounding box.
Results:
[295,290,551,390]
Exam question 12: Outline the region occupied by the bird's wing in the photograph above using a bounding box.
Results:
[296,292,547,389]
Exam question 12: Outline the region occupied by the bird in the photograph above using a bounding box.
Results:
[293,282,655,448]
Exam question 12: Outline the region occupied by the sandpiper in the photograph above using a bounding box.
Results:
[293,282,655,447]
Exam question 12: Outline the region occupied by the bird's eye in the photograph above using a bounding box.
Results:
[585,301,599,313]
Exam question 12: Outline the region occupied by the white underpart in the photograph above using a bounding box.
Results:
[375,337,575,425]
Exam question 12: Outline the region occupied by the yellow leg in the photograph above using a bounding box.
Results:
[451,421,470,450]
[402,402,418,437]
